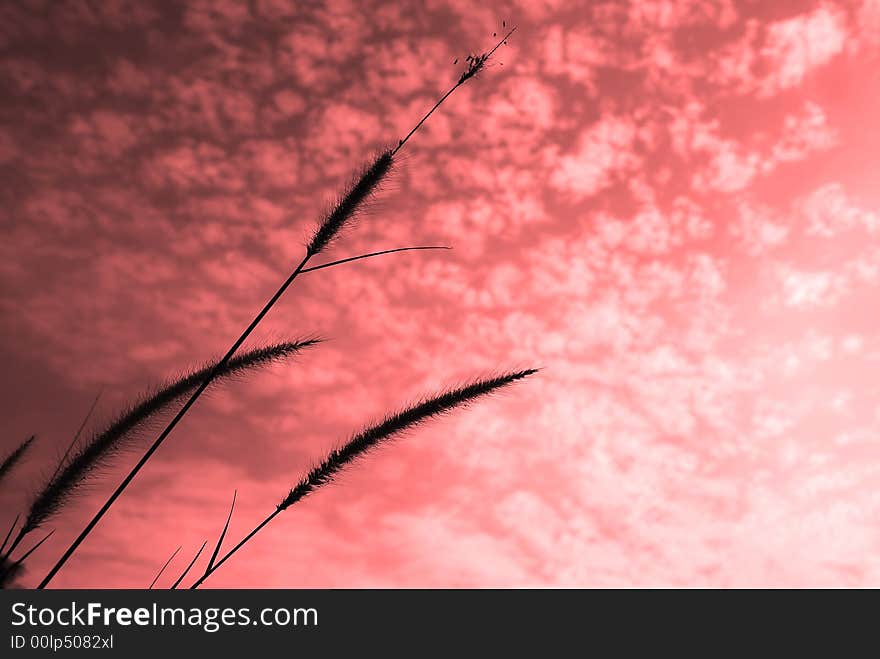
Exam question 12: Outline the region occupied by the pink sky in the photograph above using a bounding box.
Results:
[3,0,880,587]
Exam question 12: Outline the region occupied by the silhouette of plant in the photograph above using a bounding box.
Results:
[0,27,533,589]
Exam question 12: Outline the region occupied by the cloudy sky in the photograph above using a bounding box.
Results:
[2,0,880,587]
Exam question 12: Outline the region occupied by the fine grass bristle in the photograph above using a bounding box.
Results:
[307,150,394,256]
[21,341,318,537]
[0,435,35,489]
[278,368,537,510]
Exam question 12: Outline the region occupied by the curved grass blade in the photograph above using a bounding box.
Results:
[149,546,181,590]
[207,490,237,572]
[170,541,207,590]
[301,246,450,274]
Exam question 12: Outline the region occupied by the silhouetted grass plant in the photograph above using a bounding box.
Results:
[0,341,317,583]
[185,369,536,589]
[0,27,532,588]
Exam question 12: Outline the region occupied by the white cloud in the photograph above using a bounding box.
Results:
[760,5,848,95]
[548,115,639,201]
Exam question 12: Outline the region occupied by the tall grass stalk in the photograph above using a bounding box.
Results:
[188,369,536,588]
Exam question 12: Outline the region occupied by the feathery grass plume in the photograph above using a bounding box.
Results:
[187,368,537,588]
[306,150,394,257]
[0,435,35,489]
[278,368,537,509]
[19,341,318,542]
